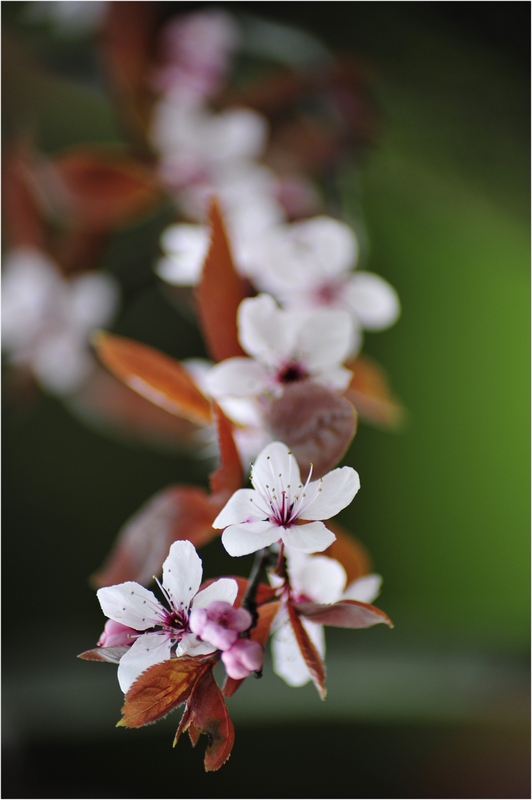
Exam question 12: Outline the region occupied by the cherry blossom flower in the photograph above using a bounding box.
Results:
[96,540,238,693]
[271,547,382,687]
[1,247,119,394]
[189,600,252,652]
[152,9,240,103]
[206,293,355,402]
[212,441,360,557]
[249,216,400,336]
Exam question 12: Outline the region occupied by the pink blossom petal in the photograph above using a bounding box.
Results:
[221,639,264,679]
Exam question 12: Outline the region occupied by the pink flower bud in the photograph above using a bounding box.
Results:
[189,601,252,651]
[97,619,136,648]
[221,639,264,680]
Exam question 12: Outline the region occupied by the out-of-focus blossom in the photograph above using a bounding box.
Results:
[97,540,239,693]
[25,1,107,34]
[250,216,400,335]
[153,9,240,103]
[212,440,360,557]
[1,247,119,394]
[271,547,382,686]
[206,293,355,402]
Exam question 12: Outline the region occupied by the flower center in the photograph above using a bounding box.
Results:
[277,360,308,384]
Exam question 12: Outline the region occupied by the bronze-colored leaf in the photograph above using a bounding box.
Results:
[118,657,210,728]
[174,668,235,771]
[195,198,249,363]
[93,332,212,426]
[69,365,202,451]
[91,485,217,588]
[295,598,393,629]
[264,380,357,480]
[287,602,327,700]
[51,149,161,230]
[324,522,373,584]
[209,401,243,498]
[2,142,45,249]
[344,354,406,430]
[77,645,129,664]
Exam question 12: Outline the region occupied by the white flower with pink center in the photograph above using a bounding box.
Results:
[206,293,355,402]
[249,216,400,338]
[271,547,382,687]
[212,441,360,557]
[96,540,238,693]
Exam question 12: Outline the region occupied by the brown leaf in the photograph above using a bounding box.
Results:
[324,522,373,584]
[51,149,161,230]
[100,2,162,145]
[69,365,202,451]
[344,354,406,430]
[77,646,129,664]
[174,668,235,771]
[2,142,45,249]
[91,485,217,588]
[93,332,212,426]
[118,657,210,728]
[208,401,243,498]
[265,380,358,480]
[295,598,393,629]
[287,602,327,699]
[195,198,249,363]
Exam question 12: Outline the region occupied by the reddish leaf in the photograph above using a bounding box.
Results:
[287,602,327,699]
[344,354,406,430]
[77,646,129,664]
[92,485,217,588]
[51,149,161,230]
[265,380,357,480]
[209,401,243,498]
[295,599,393,629]
[174,667,235,771]
[196,198,249,363]
[94,332,213,426]
[223,600,280,698]
[70,365,202,450]
[118,657,211,728]
[324,523,373,585]
[2,142,45,249]
[100,2,161,144]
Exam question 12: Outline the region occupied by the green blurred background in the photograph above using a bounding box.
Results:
[3,3,530,797]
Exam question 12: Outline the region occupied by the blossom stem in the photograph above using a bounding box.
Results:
[241,547,275,627]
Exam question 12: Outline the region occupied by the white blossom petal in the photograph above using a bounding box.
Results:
[117,633,172,693]
[344,272,401,331]
[237,294,297,366]
[192,577,238,609]
[222,520,281,556]
[287,550,347,604]
[297,308,353,371]
[251,440,302,491]
[97,583,163,630]
[162,540,203,609]
[212,488,265,529]
[302,466,360,520]
[271,615,324,687]
[156,224,209,286]
[343,573,382,604]
[281,520,336,553]
[206,357,270,399]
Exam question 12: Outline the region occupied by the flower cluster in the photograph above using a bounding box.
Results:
[4,4,400,773]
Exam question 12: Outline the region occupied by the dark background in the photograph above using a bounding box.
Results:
[3,2,530,798]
